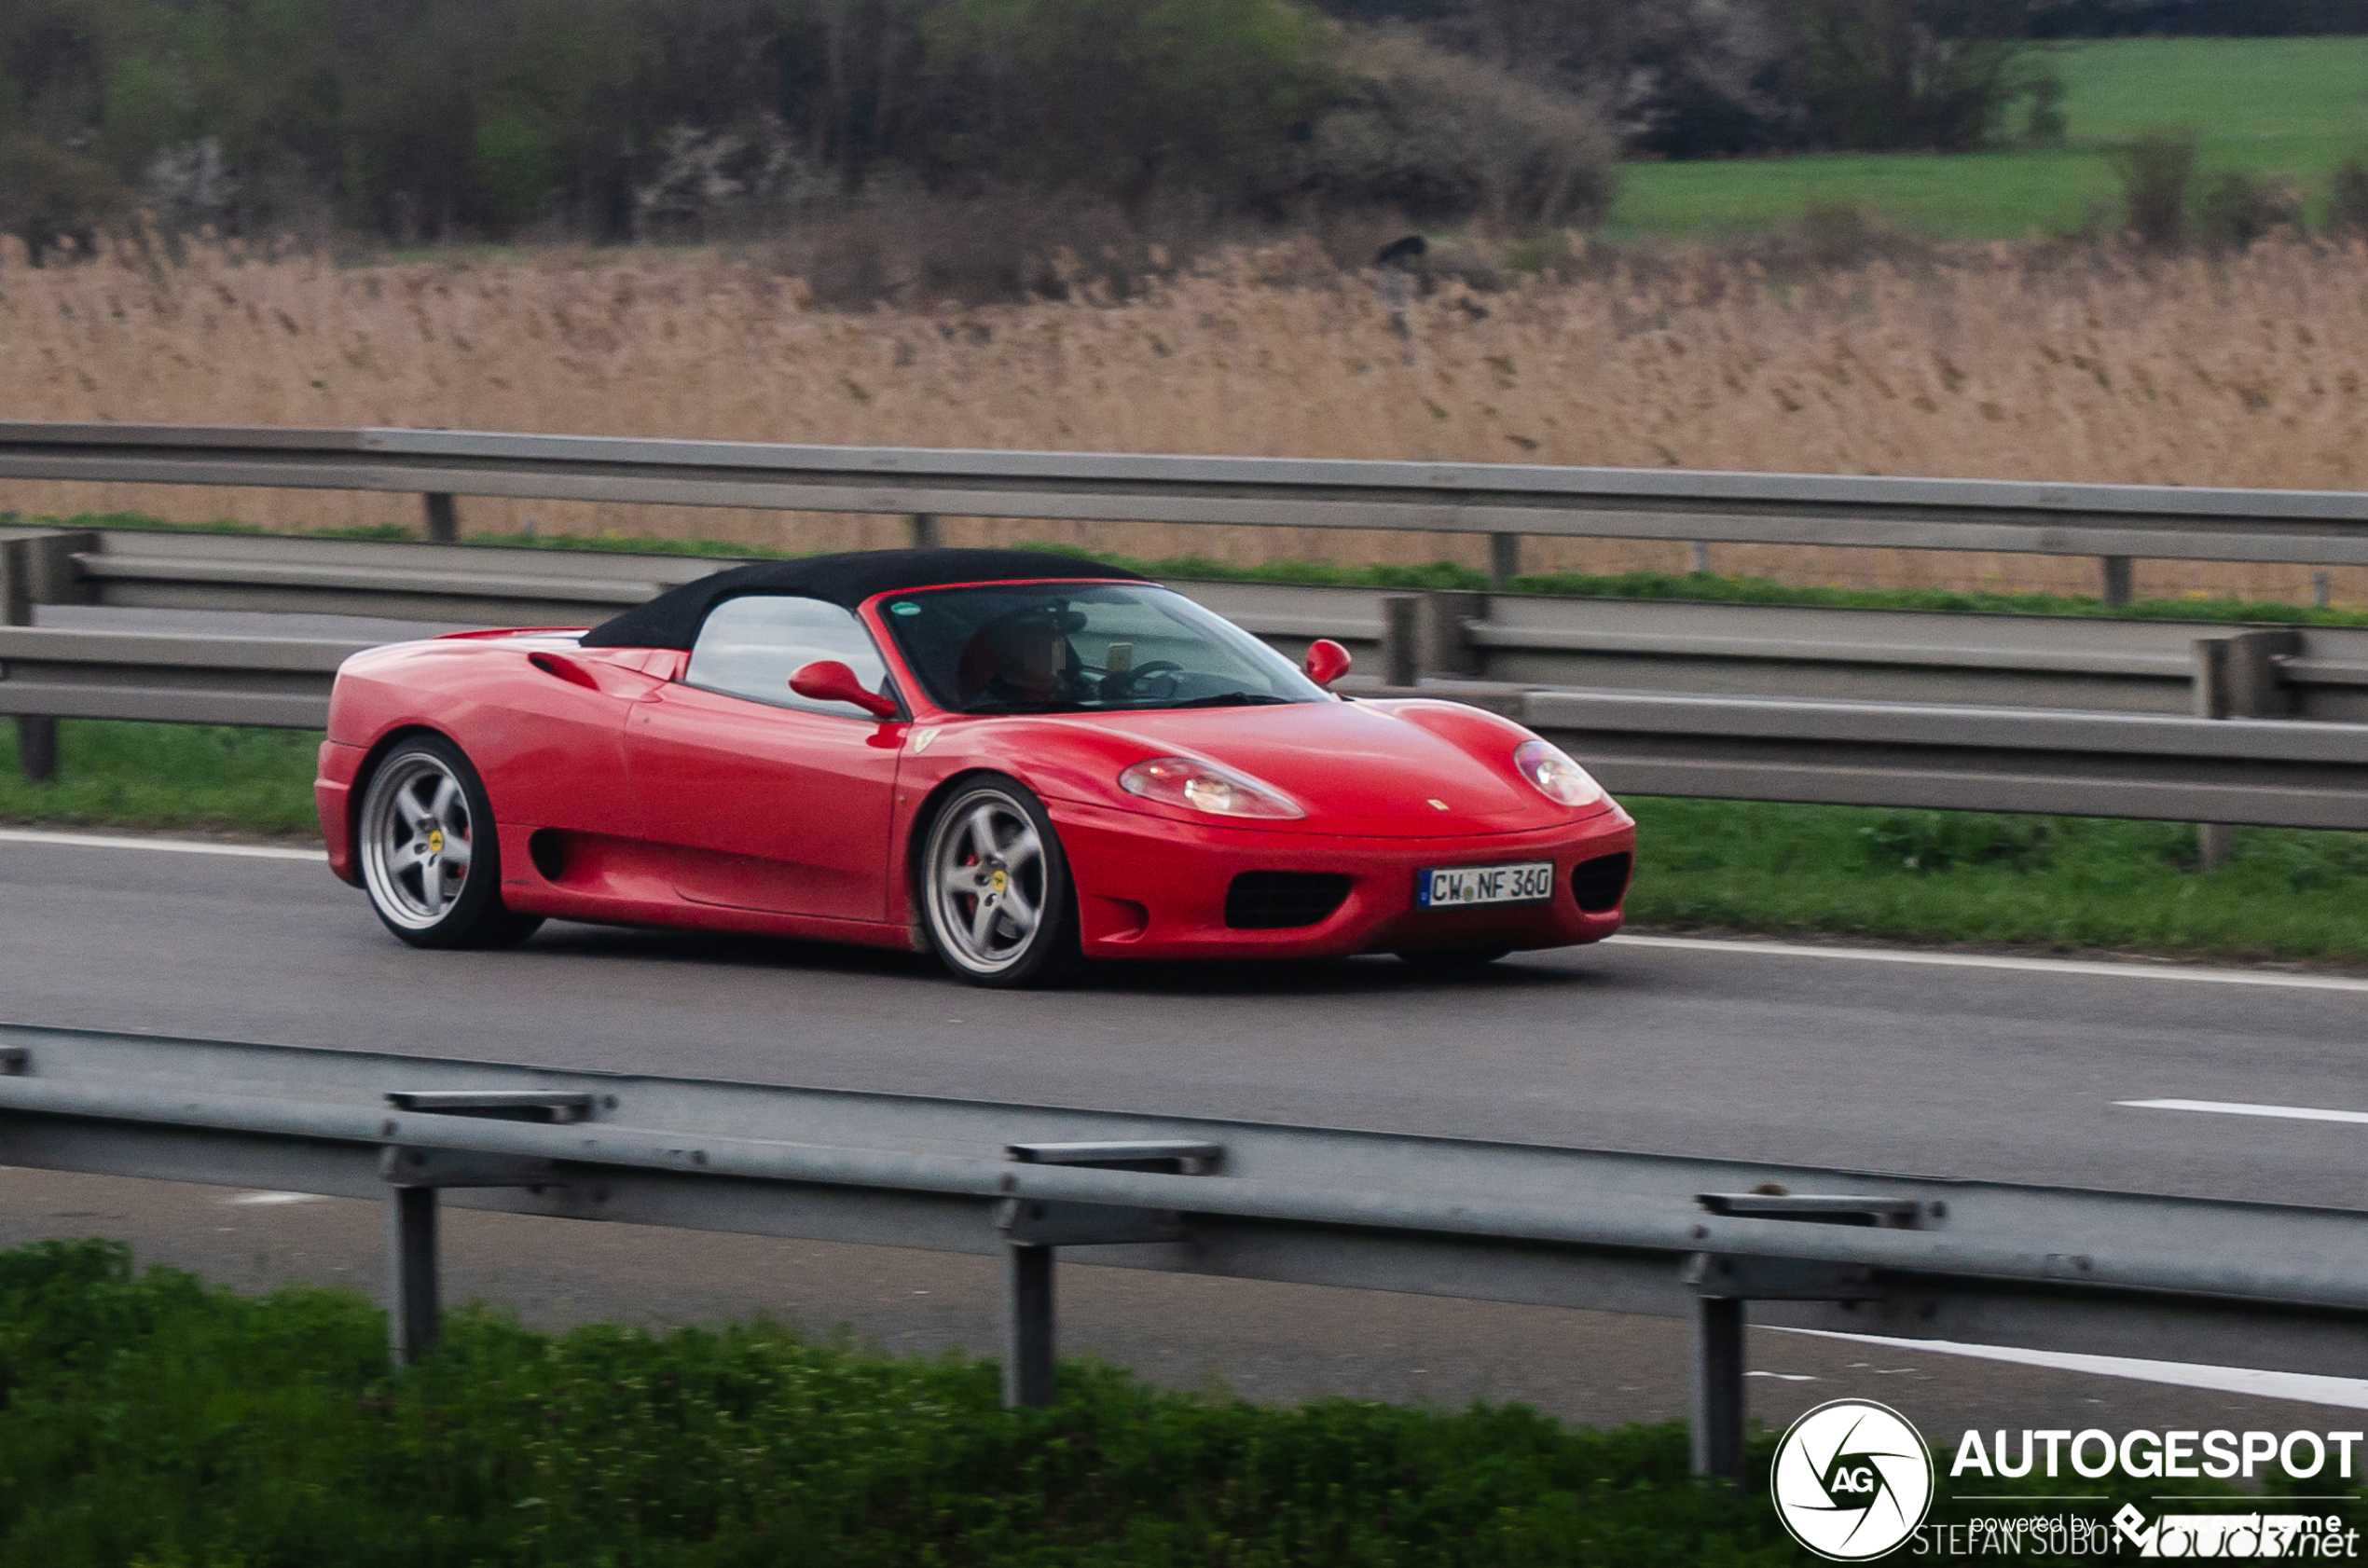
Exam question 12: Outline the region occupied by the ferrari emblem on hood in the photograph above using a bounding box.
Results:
[1427,798,1451,811]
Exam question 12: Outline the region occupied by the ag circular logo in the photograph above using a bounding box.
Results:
[1770,1398,1934,1561]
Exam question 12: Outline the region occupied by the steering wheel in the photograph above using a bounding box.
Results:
[1103,659,1183,701]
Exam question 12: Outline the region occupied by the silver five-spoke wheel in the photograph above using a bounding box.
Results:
[921,778,1075,986]
[361,750,476,930]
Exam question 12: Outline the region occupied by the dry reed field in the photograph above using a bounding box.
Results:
[4,234,2366,602]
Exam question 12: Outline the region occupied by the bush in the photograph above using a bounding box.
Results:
[0,1240,1797,1567]
[2328,158,2368,234]
[0,135,128,262]
[467,115,558,234]
[2108,127,2199,248]
[923,0,1334,204]
[1783,0,2026,153]
[2196,170,2301,250]
[1301,31,1617,228]
[2019,55,2069,147]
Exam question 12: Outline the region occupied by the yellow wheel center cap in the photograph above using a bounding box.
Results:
[989,870,1008,894]
[426,828,446,856]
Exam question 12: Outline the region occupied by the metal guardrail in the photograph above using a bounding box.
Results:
[1187,581,2368,722]
[7,506,2364,826]
[2,525,717,626]
[4,618,2362,827]
[6,420,2368,597]
[1530,688,2368,829]
[11,528,2368,718]
[0,626,355,728]
[3,1022,2363,1480]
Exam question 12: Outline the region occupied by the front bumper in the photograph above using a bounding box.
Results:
[1052,798,1634,961]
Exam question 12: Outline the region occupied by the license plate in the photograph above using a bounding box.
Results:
[1415,860,1556,910]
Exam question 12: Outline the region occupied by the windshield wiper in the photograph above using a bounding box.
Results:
[957,700,1083,715]
[961,692,1296,715]
[1160,692,1296,708]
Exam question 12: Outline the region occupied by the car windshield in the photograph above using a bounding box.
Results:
[878,581,1329,715]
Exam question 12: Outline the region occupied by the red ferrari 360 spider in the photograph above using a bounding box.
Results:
[315,548,1635,985]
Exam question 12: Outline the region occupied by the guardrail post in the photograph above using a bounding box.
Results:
[1421,591,1485,678]
[1488,533,1521,591]
[0,537,27,626]
[422,492,459,544]
[16,717,58,784]
[386,1185,440,1365]
[995,1140,1219,1410]
[1689,1291,1748,1484]
[376,1091,589,1368]
[910,513,941,549]
[2101,557,2134,609]
[2192,630,2300,870]
[1,537,57,783]
[1001,1242,1057,1408]
[1382,595,1422,687]
[1683,1201,1905,1486]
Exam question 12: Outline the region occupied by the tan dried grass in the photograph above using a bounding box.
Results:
[4,233,2366,603]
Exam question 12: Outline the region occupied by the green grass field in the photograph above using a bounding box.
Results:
[1606,35,2368,240]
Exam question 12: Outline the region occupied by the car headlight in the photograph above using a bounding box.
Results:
[1513,739,1604,807]
[1119,757,1304,819]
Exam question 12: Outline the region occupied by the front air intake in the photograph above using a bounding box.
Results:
[1225,872,1354,929]
[1572,852,1632,913]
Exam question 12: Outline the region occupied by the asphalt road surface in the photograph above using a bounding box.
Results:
[2,830,2361,1441]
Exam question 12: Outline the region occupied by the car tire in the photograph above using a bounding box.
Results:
[356,735,543,951]
[919,776,1081,988]
[1396,945,1513,970]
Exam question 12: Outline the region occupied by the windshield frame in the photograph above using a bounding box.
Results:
[863,578,1333,719]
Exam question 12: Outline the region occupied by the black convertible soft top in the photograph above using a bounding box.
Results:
[578,548,1149,651]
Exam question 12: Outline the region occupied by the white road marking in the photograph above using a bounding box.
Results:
[225,1191,329,1205]
[2117,1098,2368,1127]
[1770,1327,2368,1410]
[1609,933,2368,993]
[1744,1369,1819,1382]
[0,828,324,861]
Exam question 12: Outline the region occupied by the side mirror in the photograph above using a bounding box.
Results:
[1303,639,1352,689]
[790,660,900,721]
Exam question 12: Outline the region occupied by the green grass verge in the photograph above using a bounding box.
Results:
[0,722,321,835]
[1607,35,2368,241]
[1,1239,2329,1566]
[9,722,2368,964]
[1625,799,2368,963]
[39,510,2368,626]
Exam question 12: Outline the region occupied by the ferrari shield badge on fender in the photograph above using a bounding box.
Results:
[909,726,942,753]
